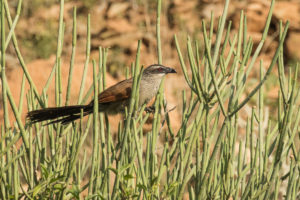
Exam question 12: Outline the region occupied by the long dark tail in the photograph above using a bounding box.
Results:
[27,105,93,125]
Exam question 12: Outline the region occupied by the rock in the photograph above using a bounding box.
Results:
[94,32,143,51]
[107,18,136,33]
[286,31,300,60]
[90,3,107,34]
[107,2,129,18]
[274,1,300,31]
[232,1,269,33]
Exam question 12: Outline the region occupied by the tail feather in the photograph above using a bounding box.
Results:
[27,105,93,124]
[45,114,84,125]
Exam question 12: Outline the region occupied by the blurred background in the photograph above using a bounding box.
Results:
[2,0,300,131]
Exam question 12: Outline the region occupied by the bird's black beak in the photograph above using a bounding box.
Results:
[165,67,177,74]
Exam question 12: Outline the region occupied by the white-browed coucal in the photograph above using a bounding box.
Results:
[27,64,176,124]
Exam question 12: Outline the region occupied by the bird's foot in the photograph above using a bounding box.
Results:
[145,106,155,113]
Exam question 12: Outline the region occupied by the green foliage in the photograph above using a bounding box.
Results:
[22,29,57,59]
[81,0,98,10]
[1,0,299,199]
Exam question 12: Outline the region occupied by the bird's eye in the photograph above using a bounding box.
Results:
[157,67,164,73]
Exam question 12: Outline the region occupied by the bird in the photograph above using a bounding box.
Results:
[27,64,176,125]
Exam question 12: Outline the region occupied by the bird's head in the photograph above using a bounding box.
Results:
[143,64,176,78]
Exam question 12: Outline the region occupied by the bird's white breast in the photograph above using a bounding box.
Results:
[138,75,163,106]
